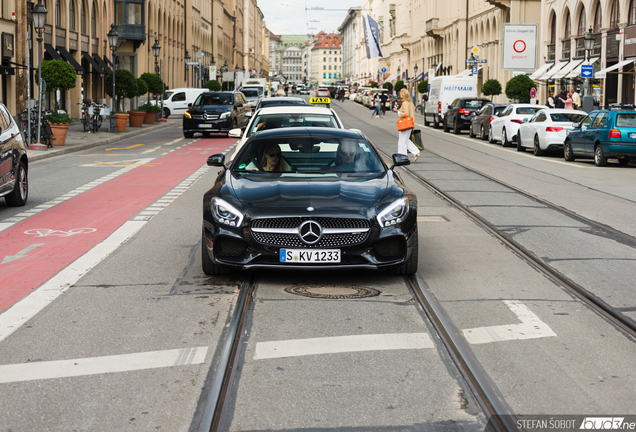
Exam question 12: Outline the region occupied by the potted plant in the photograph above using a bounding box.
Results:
[140,72,164,103]
[204,80,221,91]
[36,59,77,113]
[46,112,72,146]
[139,102,161,124]
[128,78,148,127]
[105,69,138,132]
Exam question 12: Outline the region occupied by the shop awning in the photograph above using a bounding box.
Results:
[566,57,600,78]
[105,57,114,68]
[539,61,568,80]
[551,59,584,79]
[44,44,61,60]
[407,71,425,82]
[93,53,111,74]
[0,65,15,75]
[595,58,636,79]
[57,46,84,75]
[529,63,554,80]
[384,74,397,82]
[82,52,105,77]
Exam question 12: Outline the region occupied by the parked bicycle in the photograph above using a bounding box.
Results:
[78,99,105,133]
[21,105,54,148]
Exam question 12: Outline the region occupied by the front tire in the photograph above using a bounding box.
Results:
[5,161,28,207]
[502,128,510,147]
[594,144,607,167]
[163,108,170,119]
[488,125,495,143]
[533,135,546,156]
[469,124,476,138]
[480,125,487,141]
[564,140,575,161]
[201,230,231,275]
[184,131,194,138]
[453,118,461,134]
[443,118,450,132]
[516,134,525,151]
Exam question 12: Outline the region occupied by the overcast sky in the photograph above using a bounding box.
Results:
[259,0,362,35]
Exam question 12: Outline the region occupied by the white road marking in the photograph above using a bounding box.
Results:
[1,244,45,264]
[0,347,208,383]
[463,300,557,344]
[415,122,590,169]
[0,221,146,343]
[253,333,434,360]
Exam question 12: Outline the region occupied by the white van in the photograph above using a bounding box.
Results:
[161,88,207,118]
[424,76,478,128]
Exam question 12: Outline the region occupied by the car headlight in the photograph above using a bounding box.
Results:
[377,198,409,228]
[184,112,192,119]
[212,198,244,227]
[220,111,231,119]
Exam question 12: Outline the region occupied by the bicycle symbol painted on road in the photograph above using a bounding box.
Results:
[24,228,97,238]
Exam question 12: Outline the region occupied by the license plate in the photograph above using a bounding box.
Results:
[630,133,636,139]
[566,130,570,135]
[198,124,213,128]
[280,249,341,263]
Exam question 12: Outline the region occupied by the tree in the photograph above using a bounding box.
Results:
[139,72,164,101]
[505,75,534,103]
[417,80,428,94]
[382,82,393,93]
[394,80,406,94]
[36,59,77,112]
[353,82,358,87]
[105,69,138,112]
[370,81,378,88]
[135,78,149,98]
[204,80,222,91]
[222,80,235,91]
[482,79,502,99]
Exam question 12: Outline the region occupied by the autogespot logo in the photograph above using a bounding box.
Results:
[580,417,631,429]
[299,220,322,245]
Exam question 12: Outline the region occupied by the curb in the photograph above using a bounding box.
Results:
[28,122,174,162]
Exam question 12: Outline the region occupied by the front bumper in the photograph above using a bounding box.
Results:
[183,117,232,133]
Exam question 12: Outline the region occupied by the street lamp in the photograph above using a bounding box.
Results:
[414,63,419,77]
[584,27,595,96]
[184,50,191,87]
[107,24,119,131]
[32,1,47,147]
[152,38,161,73]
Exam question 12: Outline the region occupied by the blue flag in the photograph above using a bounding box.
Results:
[363,13,383,59]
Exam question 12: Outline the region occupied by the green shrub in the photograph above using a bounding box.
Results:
[505,75,534,103]
[139,72,164,96]
[394,80,406,94]
[135,78,149,98]
[222,80,235,91]
[383,82,393,92]
[417,80,428,94]
[105,69,138,111]
[46,112,72,124]
[204,80,222,91]
[370,81,378,88]
[36,59,77,112]
[138,102,161,113]
[482,79,502,98]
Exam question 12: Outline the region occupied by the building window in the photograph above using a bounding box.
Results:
[610,0,620,29]
[564,11,571,38]
[323,65,326,70]
[577,8,586,36]
[69,0,75,31]
[56,0,61,27]
[81,1,87,34]
[593,3,602,33]
[630,0,636,25]
[91,1,96,36]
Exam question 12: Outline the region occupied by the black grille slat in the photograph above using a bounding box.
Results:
[251,217,370,248]
[251,217,369,230]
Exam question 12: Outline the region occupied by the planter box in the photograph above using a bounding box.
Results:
[49,123,70,146]
[143,111,156,124]
[128,111,145,127]
[116,113,129,132]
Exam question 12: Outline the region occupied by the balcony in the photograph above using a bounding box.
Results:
[112,24,146,49]
[485,0,510,10]
[425,18,443,39]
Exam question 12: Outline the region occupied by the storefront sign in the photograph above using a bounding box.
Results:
[502,24,537,70]
[623,25,636,58]
[2,33,14,58]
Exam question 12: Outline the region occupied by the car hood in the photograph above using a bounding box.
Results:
[225,173,399,218]
[191,105,231,113]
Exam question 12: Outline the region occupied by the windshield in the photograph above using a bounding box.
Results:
[465,100,488,108]
[242,89,260,98]
[516,107,540,115]
[247,114,339,137]
[233,136,385,175]
[195,93,234,106]
[258,99,307,109]
[550,113,587,123]
[164,91,174,100]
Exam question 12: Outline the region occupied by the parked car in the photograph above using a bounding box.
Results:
[161,87,208,118]
[469,103,507,140]
[202,128,418,275]
[255,97,308,111]
[298,86,310,95]
[563,108,636,166]
[228,104,345,160]
[442,97,491,134]
[240,87,262,111]
[182,91,252,138]
[488,104,543,146]
[316,87,330,97]
[424,76,478,128]
[0,102,28,206]
[355,88,371,104]
[517,108,587,156]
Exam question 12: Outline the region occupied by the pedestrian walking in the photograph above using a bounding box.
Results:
[379,92,388,117]
[564,93,574,110]
[394,88,420,161]
[554,90,567,108]
[372,97,382,118]
[570,87,581,109]
[546,92,555,108]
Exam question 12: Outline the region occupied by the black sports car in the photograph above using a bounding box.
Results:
[202,128,418,275]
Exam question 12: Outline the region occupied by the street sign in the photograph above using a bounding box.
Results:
[466,59,488,63]
[186,61,200,66]
[381,67,386,73]
[471,46,480,56]
[502,23,538,70]
[530,87,536,99]
[472,66,478,75]
[581,64,594,78]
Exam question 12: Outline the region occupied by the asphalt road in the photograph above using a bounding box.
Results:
[0,101,635,431]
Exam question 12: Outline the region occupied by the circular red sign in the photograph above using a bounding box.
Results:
[513,40,527,53]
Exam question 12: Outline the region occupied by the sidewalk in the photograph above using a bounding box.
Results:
[27,118,174,162]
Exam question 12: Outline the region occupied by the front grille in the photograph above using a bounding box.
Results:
[215,238,247,257]
[192,114,220,120]
[252,217,369,230]
[252,232,368,248]
[373,237,405,258]
[251,255,368,265]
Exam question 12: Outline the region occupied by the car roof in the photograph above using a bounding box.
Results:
[255,106,335,115]
[259,96,305,102]
[254,127,364,140]
[539,108,587,114]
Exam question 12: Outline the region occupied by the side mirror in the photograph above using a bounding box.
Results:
[390,153,410,169]
[188,103,192,107]
[572,122,580,128]
[245,111,253,118]
[228,128,243,138]
[207,153,226,167]
[522,118,529,123]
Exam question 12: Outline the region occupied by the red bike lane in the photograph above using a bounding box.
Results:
[0,138,233,314]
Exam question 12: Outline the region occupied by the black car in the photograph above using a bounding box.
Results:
[0,103,28,206]
[182,91,252,138]
[202,128,418,275]
[443,98,492,134]
[469,103,507,140]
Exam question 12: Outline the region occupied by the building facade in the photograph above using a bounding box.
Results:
[338,7,361,84]
[311,33,342,86]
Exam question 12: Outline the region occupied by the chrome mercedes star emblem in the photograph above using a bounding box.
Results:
[299,220,322,245]
[307,207,314,212]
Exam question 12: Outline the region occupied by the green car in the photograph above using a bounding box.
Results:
[564,108,636,167]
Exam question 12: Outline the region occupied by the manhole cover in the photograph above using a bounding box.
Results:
[285,284,381,299]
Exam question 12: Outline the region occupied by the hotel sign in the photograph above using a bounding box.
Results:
[623,25,636,58]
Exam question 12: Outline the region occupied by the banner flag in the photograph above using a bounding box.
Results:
[363,13,383,59]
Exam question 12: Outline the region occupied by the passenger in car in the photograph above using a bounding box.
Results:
[245,143,291,172]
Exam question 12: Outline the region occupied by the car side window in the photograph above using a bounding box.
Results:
[172,92,186,102]
[535,113,547,122]
[502,106,513,116]
[0,106,10,131]
[580,114,596,128]
[590,112,607,128]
